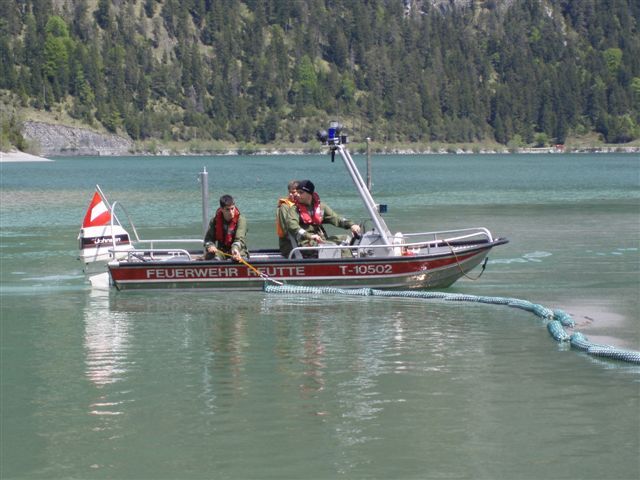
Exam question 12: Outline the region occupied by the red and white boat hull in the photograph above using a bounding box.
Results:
[107,242,504,291]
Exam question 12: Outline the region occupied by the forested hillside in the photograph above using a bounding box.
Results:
[1,0,639,150]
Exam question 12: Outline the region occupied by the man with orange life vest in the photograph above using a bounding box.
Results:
[204,194,247,261]
[276,180,300,257]
[280,179,361,258]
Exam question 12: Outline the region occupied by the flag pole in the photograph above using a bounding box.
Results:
[199,167,209,237]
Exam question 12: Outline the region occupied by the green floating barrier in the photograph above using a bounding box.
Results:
[264,284,640,365]
[554,309,575,327]
[587,347,640,363]
[547,320,570,342]
[570,332,591,351]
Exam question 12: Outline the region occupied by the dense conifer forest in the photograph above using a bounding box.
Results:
[1,0,639,150]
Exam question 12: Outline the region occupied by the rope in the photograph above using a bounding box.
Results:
[443,239,488,281]
[216,251,284,286]
[264,284,640,365]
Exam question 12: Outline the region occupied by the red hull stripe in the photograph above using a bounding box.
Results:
[110,251,480,284]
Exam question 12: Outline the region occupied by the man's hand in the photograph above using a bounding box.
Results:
[310,234,324,244]
[231,248,242,262]
[350,224,361,236]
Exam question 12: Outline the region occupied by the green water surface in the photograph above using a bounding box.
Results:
[1,153,639,479]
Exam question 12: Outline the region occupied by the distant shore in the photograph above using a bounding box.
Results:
[2,145,639,162]
[11,118,640,158]
[0,150,53,163]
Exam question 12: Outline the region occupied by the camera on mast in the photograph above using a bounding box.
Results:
[316,121,348,146]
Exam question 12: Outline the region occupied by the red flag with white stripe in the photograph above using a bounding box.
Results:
[82,191,111,228]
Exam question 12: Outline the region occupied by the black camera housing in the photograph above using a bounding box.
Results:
[317,122,348,146]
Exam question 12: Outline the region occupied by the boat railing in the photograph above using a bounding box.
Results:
[109,200,140,241]
[287,227,494,259]
[402,227,493,243]
[288,243,359,259]
[401,227,494,254]
[122,248,195,262]
[105,197,493,262]
[127,238,204,249]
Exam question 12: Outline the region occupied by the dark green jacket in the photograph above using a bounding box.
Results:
[204,213,248,259]
[280,201,353,257]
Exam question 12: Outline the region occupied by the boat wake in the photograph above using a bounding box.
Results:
[489,251,552,264]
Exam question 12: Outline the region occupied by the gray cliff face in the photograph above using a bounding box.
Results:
[406,0,516,15]
[23,121,133,156]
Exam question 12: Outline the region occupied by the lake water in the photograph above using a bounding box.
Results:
[1,153,639,479]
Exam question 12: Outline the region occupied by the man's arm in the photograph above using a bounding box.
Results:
[322,203,354,229]
[231,214,248,255]
[204,217,216,248]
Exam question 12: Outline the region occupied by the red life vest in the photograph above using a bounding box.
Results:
[214,207,240,248]
[295,193,323,226]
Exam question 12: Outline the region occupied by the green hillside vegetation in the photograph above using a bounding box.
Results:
[1,0,639,151]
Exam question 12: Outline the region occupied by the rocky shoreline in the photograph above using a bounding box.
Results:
[4,121,639,159]
[21,121,133,157]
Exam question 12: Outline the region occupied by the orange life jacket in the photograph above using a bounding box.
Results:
[276,197,295,238]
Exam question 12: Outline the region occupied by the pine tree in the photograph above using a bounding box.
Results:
[94,0,111,30]
[2,0,639,147]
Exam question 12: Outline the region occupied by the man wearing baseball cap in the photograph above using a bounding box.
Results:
[279,180,360,258]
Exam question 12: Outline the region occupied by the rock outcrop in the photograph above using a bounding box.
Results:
[22,121,133,156]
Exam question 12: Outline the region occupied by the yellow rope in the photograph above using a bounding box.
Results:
[216,250,284,285]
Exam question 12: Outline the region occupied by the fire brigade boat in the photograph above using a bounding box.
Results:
[78,125,508,290]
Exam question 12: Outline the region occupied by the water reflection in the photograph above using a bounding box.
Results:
[263,295,328,403]
[390,311,410,373]
[207,308,249,400]
[101,293,257,416]
[260,294,417,453]
[83,289,132,417]
[299,321,326,399]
